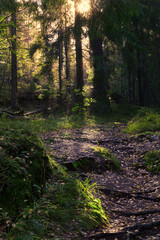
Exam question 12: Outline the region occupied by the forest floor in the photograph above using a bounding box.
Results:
[42,123,160,240]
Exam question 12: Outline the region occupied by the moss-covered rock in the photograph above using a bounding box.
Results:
[0,119,50,215]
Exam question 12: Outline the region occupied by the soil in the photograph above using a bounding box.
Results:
[42,124,160,240]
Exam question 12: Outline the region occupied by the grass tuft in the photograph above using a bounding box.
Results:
[123,108,160,134]
[92,146,121,171]
[144,150,160,173]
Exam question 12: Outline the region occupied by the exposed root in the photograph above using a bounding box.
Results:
[113,209,160,216]
[86,220,160,239]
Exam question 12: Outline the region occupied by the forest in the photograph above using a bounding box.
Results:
[0,0,160,239]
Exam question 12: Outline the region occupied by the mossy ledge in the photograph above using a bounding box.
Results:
[0,119,108,239]
[0,119,50,215]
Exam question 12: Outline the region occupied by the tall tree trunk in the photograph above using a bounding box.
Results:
[90,37,110,114]
[64,28,71,95]
[64,7,71,95]
[137,50,149,106]
[137,51,144,106]
[11,12,17,109]
[58,29,63,96]
[74,1,84,105]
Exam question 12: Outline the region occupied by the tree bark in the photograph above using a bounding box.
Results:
[90,37,110,114]
[64,27,71,94]
[58,29,63,96]
[11,12,17,109]
[74,1,84,105]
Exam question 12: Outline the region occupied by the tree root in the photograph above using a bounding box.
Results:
[99,188,160,202]
[113,209,160,216]
[0,107,51,118]
[85,220,160,239]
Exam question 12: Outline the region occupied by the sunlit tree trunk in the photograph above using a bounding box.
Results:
[64,29,71,94]
[64,7,71,95]
[58,29,63,96]
[11,11,17,109]
[74,0,84,105]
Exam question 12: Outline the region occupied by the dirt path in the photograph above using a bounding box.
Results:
[42,124,160,240]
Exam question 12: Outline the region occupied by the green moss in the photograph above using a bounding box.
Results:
[8,161,108,239]
[124,109,160,134]
[93,146,121,171]
[144,150,160,173]
[0,119,50,215]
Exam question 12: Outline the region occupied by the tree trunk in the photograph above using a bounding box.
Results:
[11,12,17,109]
[64,28,71,94]
[74,1,84,105]
[58,29,63,96]
[137,50,149,106]
[90,37,110,114]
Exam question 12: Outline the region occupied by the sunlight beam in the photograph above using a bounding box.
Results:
[77,0,90,14]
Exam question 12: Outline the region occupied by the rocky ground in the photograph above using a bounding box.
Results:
[42,124,160,240]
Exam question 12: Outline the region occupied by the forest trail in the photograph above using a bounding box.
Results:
[42,124,160,240]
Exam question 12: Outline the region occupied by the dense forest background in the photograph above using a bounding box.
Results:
[1,1,160,239]
[0,0,160,114]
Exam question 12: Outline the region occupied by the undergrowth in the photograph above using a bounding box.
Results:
[7,159,108,239]
[124,108,160,134]
[0,118,108,239]
[0,119,50,215]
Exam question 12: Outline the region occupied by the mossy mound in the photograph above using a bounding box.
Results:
[0,119,50,215]
[7,163,108,240]
[144,150,160,173]
[93,146,121,171]
[124,109,160,134]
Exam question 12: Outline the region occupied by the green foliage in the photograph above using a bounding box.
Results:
[111,103,140,122]
[93,146,121,171]
[29,42,42,60]
[31,115,87,132]
[144,150,160,173]
[35,84,52,101]
[0,117,108,238]
[124,109,160,134]
[0,119,50,215]
[8,160,108,239]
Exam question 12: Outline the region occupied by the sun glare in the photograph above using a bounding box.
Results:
[78,0,90,13]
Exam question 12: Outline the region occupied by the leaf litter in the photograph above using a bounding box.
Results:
[42,124,160,239]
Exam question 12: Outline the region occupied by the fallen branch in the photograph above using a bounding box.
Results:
[24,108,48,116]
[113,209,160,216]
[0,107,51,118]
[85,220,160,239]
[0,109,22,116]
